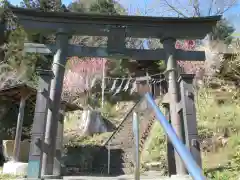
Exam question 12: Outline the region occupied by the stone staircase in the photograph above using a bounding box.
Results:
[92,99,158,175]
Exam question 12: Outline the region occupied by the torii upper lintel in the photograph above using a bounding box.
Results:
[9,6,221,39]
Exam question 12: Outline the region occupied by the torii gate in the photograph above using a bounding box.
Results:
[8,6,220,179]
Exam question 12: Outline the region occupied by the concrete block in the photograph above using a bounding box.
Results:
[171,175,192,180]
[2,140,30,162]
[2,161,28,176]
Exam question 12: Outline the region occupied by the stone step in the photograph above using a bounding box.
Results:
[63,175,193,180]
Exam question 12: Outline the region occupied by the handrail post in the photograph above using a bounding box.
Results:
[133,112,140,180]
[107,142,110,175]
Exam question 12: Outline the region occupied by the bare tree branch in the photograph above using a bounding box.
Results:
[192,0,201,17]
[162,0,188,17]
[216,0,238,15]
[208,0,215,16]
[160,0,238,17]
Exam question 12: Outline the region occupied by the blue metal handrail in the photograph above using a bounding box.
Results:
[145,93,206,180]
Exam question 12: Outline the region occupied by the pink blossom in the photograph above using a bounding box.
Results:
[176,40,204,74]
[63,57,107,93]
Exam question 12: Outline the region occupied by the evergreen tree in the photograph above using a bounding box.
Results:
[68,0,126,15]
[21,0,62,12]
[0,0,66,88]
[210,18,235,45]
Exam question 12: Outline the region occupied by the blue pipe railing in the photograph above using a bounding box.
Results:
[145,93,206,180]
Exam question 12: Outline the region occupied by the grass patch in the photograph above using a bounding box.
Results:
[0,167,22,180]
[141,122,165,164]
[64,132,112,147]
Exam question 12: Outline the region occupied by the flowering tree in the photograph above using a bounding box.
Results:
[175,40,205,76]
[63,57,107,106]
[175,40,196,50]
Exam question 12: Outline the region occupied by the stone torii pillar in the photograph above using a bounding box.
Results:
[41,29,69,177]
[178,74,202,168]
[53,103,66,177]
[162,37,187,175]
[162,81,177,176]
[27,69,53,179]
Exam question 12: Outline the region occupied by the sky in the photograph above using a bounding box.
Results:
[8,0,240,35]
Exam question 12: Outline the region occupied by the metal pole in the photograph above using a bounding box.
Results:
[133,112,140,180]
[145,93,206,180]
[162,38,186,174]
[101,58,105,109]
[107,142,110,175]
[13,92,28,162]
[42,29,69,177]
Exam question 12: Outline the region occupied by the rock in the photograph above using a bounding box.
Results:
[145,162,164,171]
[79,110,107,136]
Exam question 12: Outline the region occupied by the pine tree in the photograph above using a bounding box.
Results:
[210,18,235,45]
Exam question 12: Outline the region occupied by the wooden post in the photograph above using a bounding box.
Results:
[133,112,140,180]
[179,74,202,168]
[162,38,187,175]
[12,90,29,162]
[27,69,53,179]
[42,29,69,177]
[101,59,105,109]
[53,103,66,177]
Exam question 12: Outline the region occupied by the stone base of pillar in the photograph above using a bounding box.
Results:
[41,175,62,179]
[2,161,28,176]
[171,175,192,180]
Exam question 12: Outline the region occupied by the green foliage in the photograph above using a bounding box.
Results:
[205,169,236,180]
[141,122,166,164]
[141,88,240,177]
[0,99,33,140]
[217,52,240,84]
[64,132,111,147]
[1,0,66,86]
[0,173,21,180]
[63,130,111,168]
[210,19,235,45]
[156,60,166,72]
[89,0,120,15]
[196,88,240,135]
[107,58,130,77]
[68,0,126,15]
[21,0,62,11]
[204,138,240,179]
[101,101,117,119]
